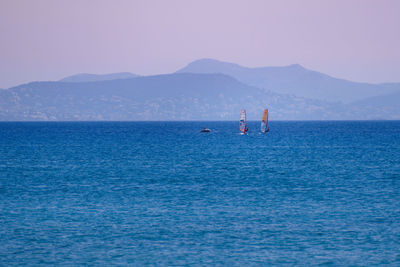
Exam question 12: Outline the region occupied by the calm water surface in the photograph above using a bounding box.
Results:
[1,121,400,265]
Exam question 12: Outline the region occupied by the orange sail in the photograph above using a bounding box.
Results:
[262,109,268,122]
[261,109,269,133]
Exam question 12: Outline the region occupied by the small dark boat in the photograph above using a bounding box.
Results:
[200,128,211,133]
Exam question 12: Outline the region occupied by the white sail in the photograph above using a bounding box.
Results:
[239,109,247,134]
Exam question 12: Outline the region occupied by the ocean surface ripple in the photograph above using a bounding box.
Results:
[1,121,400,265]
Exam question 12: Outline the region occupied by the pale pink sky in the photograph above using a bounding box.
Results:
[0,0,399,88]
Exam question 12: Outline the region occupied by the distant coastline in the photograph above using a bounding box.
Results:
[1,59,399,121]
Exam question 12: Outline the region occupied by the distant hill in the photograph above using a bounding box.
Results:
[59,72,139,82]
[0,73,344,121]
[343,91,400,120]
[177,59,400,103]
[351,90,400,107]
[1,60,400,121]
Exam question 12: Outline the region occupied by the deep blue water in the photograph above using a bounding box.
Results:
[1,121,400,266]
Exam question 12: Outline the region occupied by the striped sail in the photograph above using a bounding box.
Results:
[239,109,246,133]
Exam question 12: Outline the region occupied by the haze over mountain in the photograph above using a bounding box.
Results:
[177,59,400,103]
[0,73,344,121]
[344,91,400,120]
[1,59,399,121]
[59,72,139,83]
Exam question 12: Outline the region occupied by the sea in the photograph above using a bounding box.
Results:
[0,121,399,266]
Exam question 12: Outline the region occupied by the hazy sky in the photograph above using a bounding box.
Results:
[1,0,399,88]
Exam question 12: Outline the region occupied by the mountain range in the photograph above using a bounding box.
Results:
[177,59,400,103]
[0,59,399,121]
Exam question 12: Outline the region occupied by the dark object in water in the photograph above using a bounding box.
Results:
[200,128,211,133]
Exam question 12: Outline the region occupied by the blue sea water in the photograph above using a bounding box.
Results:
[0,121,400,266]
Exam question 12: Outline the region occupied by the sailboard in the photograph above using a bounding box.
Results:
[260,109,269,133]
[239,109,248,134]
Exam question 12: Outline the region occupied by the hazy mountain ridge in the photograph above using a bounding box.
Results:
[59,72,139,83]
[1,59,399,121]
[343,91,400,120]
[177,59,400,103]
[0,73,344,121]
